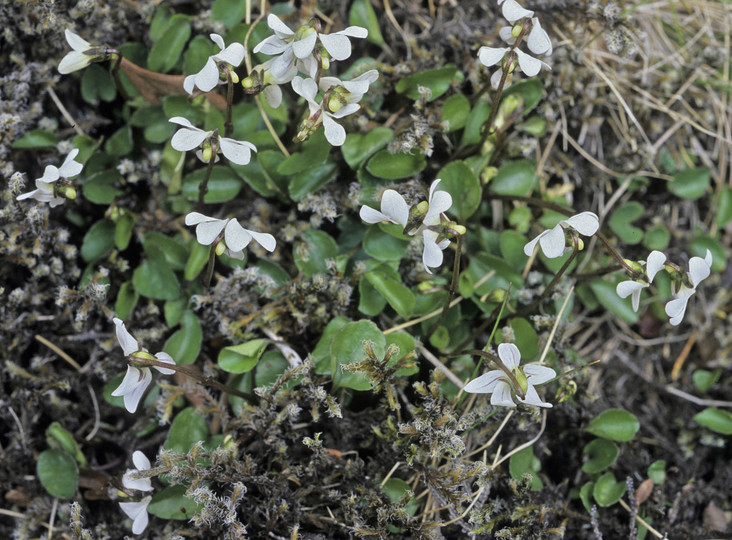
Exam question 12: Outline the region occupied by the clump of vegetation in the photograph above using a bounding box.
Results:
[2,0,731,538]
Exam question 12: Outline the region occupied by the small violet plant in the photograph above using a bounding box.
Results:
[185,212,277,259]
[523,212,600,259]
[183,33,245,94]
[119,450,153,534]
[17,148,82,207]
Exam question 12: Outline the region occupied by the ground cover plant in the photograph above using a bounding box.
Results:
[1,0,731,538]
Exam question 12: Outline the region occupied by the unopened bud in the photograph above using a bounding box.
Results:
[511,25,522,38]
[202,146,213,163]
[624,259,644,274]
[452,224,467,236]
[215,241,227,256]
[326,88,348,113]
[229,70,240,84]
[513,367,529,394]
[242,76,256,89]
[60,185,77,200]
[482,288,508,304]
[130,350,155,363]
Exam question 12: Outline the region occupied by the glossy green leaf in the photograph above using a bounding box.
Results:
[668,167,710,200]
[148,14,191,73]
[132,246,181,301]
[184,240,210,281]
[510,317,539,359]
[648,460,666,484]
[642,224,670,251]
[461,99,492,146]
[396,65,459,102]
[83,171,123,204]
[182,165,242,203]
[165,408,209,453]
[255,350,290,388]
[294,229,338,277]
[278,130,330,175]
[312,317,350,375]
[436,161,481,220]
[288,162,337,202]
[218,339,269,374]
[81,219,116,263]
[365,270,415,318]
[716,187,732,227]
[381,478,419,515]
[692,369,720,392]
[490,159,537,196]
[148,484,202,520]
[11,129,58,149]
[690,235,726,272]
[114,213,135,250]
[149,5,174,41]
[183,35,216,76]
[115,281,139,320]
[500,229,530,268]
[582,438,619,474]
[693,408,732,435]
[608,202,644,245]
[363,226,409,261]
[81,64,116,105]
[37,449,78,499]
[341,127,394,170]
[105,126,133,157]
[211,0,248,28]
[349,0,385,47]
[579,482,594,513]
[358,275,387,316]
[585,408,640,442]
[508,445,543,491]
[503,79,543,115]
[163,311,201,365]
[589,280,639,324]
[442,94,470,132]
[230,150,287,198]
[331,320,385,390]
[366,149,426,180]
[593,472,627,507]
[144,232,188,270]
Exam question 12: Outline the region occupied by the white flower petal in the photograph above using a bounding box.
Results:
[263,85,283,108]
[248,229,277,252]
[291,76,318,103]
[646,251,666,282]
[210,33,225,51]
[359,206,392,224]
[59,51,91,74]
[523,232,544,257]
[463,370,507,393]
[422,229,445,273]
[270,48,297,81]
[296,55,318,79]
[424,182,452,225]
[120,496,151,535]
[665,288,694,326]
[564,211,599,236]
[194,58,221,92]
[184,211,211,226]
[58,149,83,178]
[499,26,515,44]
[122,472,152,492]
[216,43,245,67]
[518,384,552,407]
[168,116,197,129]
[153,352,176,375]
[527,18,552,55]
[500,0,534,23]
[616,280,646,312]
[478,46,509,67]
[538,224,566,258]
[515,49,544,77]
[39,165,61,184]
[490,69,504,89]
[111,366,144,397]
[253,35,288,55]
[65,29,91,52]
[112,366,152,413]
[380,190,409,227]
[171,127,209,152]
[338,26,368,38]
[223,219,252,253]
[114,318,139,356]
[183,74,196,94]
[497,343,521,370]
[319,32,352,61]
[195,218,228,246]
[490,380,516,407]
[523,364,556,385]
[267,14,295,39]
[323,114,347,146]
[131,450,151,471]
[219,137,256,165]
[331,103,361,119]
[688,250,712,287]
[292,32,317,59]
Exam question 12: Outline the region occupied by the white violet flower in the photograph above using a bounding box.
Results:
[119,496,152,535]
[523,211,599,259]
[464,343,556,408]
[111,318,176,414]
[185,212,276,260]
[421,179,453,274]
[17,148,83,207]
[498,0,534,23]
[359,189,410,230]
[122,451,153,492]
[616,250,666,312]
[184,33,245,94]
[291,71,378,146]
[665,250,713,326]
[58,29,103,74]
[169,116,256,165]
[243,57,298,108]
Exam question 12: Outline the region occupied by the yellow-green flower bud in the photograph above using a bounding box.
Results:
[130,350,155,363]
[242,76,256,89]
[326,87,348,113]
[60,185,77,200]
[482,288,508,303]
[624,259,644,274]
[296,25,317,40]
[452,224,467,236]
[513,367,529,394]
[321,49,331,70]
[202,145,213,163]
[229,70,240,84]
[215,241,227,256]
[576,237,585,251]
[511,25,522,38]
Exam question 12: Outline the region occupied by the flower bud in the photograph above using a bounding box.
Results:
[320,49,331,70]
[60,185,77,200]
[296,24,317,41]
[202,144,213,163]
[482,288,508,303]
[130,350,156,363]
[511,25,522,38]
[229,70,240,84]
[513,367,529,395]
[215,241,227,256]
[624,259,644,274]
[326,87,348,113]
[242,76,256,89]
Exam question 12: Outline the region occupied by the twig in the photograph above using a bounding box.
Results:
[617,499,664,539]
[416,343,465,388]
[493,408,547,468]
[35,334,82,371]
[85,384,101,441]
[48,87,84,135]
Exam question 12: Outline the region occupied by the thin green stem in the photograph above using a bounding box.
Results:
[225,71,234,138]
[197,136,218,207]
[204,244,216,288]
[426,235,463,339]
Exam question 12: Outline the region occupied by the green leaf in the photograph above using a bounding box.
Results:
[12,129,58,149]
[358,275,387,316]
[461,99,492,146]
[183,35,216,76]
[163,311,202,365]
[690,235,726,272]
[349,0,385,47]
[579,482,595,513]
[693,408,732,435]
[132,246,181,301]
[255,350,290,388]
[508,445,543,491]
[589,280,639,324]
[341,127,394,170]
[81,64,116,105]
[218,339,269,374]
[144,232,188,270]
[331,320,385,390]
[278,130,330,175]
[502,79,543,115]
[211,0,248,29]
[288,162,337,202]
[381,478,419,516]
[115,213,135,251]
[81,219,116,263]
[668,167,710,200]
[585,408,640,442]
[436,161,481,220]
[182,165,243,203]
[184,240,210,281]
[642,224,670,251]
[509,317,539,359]
[230,150,287,198]
[396,65,460,101]
[83,171,123,204]
[593,472,627,507]
[37,449,78,499]
[149,5,174,41]
[164,297,187,327]
[648,460,666,484]
[608,202,644,245]
[365,270,415,318]
[582,439,619,474]
[716,187,732,227]
[312,317,350,375]
[500,229,530,268]
[294,229,338,277]
[692,369,720,392]
[442,94,470,132]
[363,226,409,261]
[164,408,209,453]
[148,485,202,520]
[115,281,139,320]
[148,14,191,73]
[490,159,537,196]
[105,126,134,157]
[366,149,426,180]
